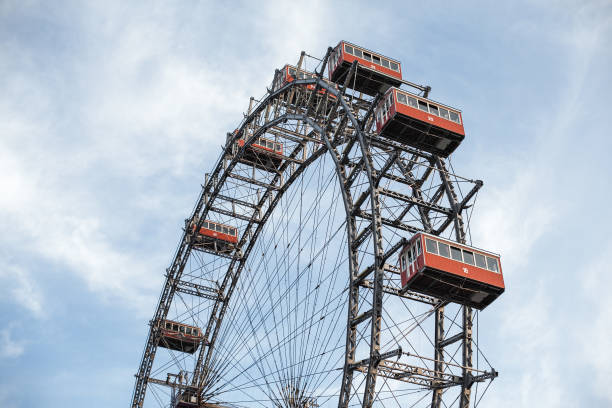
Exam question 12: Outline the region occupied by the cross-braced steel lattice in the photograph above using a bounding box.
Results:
[131,47,497,408]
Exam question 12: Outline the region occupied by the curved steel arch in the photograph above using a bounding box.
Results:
[190,77,389,405]
[132,75,388,407]
[131,53,495,408]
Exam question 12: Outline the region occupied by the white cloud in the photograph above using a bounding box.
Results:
[0,0,336,318]
[0,327,25,359]
[471,165,557,271]
[0,103,159,313]
[0,264,44,318]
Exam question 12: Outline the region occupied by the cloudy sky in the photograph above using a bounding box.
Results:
[1,0,611,406]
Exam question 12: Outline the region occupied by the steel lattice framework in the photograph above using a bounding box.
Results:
[131,47,498,408]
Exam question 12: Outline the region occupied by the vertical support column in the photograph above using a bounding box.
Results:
[362,181,385,408]
[434,156,472,407]
[431,306,445,408]
[461,306,473,408]
[337,120,361,408]
[338,268,359,408]
[357,131,386,408]
[335,84,386,408]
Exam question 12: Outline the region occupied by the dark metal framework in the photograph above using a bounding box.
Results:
[131,46,497,408]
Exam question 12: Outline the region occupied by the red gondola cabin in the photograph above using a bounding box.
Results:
[399,233,504,310]
[376,87,465,157]
[158,320,203,354]
[328,41,402,96]
[172,390,200,408]
[235,133,284,172]
[272,64,338,97]
[375,88,465,157]
[189,219,238,253]
[272,64,338,117]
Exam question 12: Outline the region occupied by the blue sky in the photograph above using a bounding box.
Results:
[1,0,611,406]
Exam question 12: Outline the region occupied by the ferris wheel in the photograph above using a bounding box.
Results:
[130,41,503,408]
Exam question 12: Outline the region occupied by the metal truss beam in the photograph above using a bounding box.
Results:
[354,238,406,285]
[226,172,281,190]
[355,360,461,389]
[359,280,438,305]
[354,210,424,234]
[173,280,223,301]
[379,188,453,215]
[207,205,261,224]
